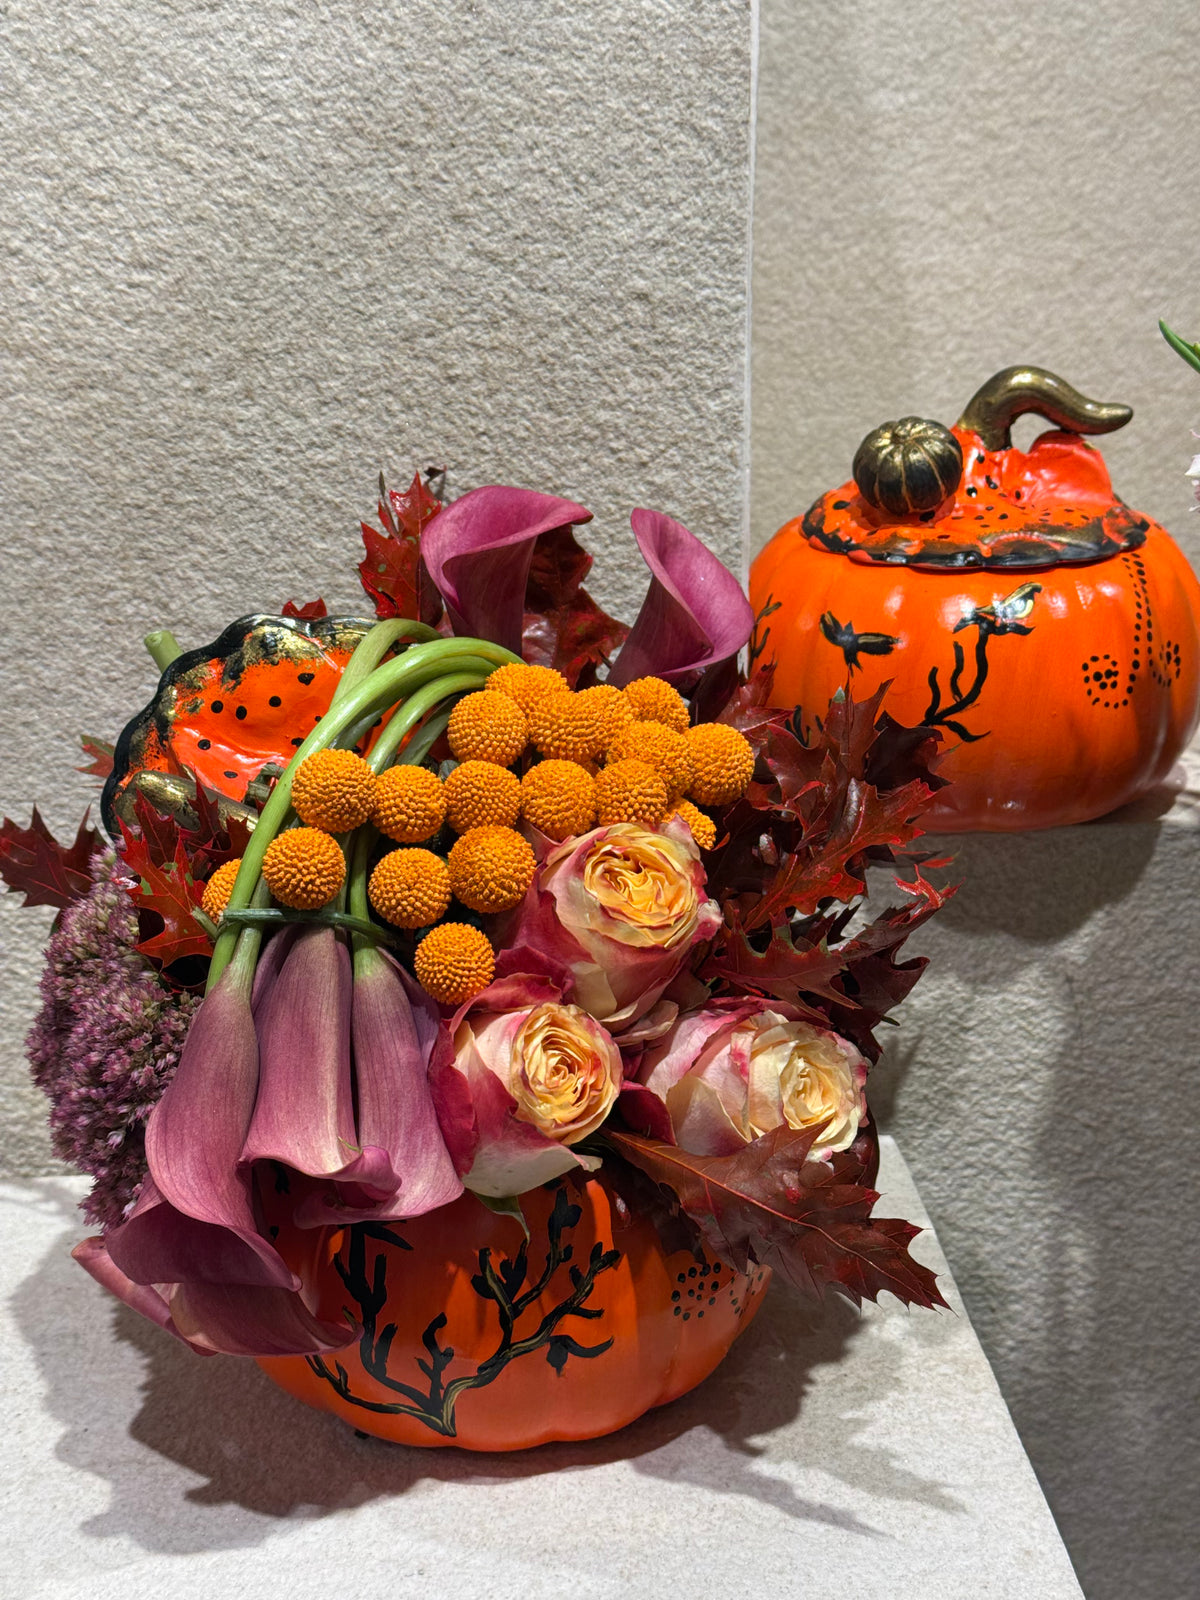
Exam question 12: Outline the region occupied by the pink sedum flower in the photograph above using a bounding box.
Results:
[635,1003,868,1161]
[503,821,721,1029]
[444,982,622,1197]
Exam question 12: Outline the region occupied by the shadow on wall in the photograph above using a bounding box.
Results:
[872,816,1200,1600]
[11,1187,959,1559]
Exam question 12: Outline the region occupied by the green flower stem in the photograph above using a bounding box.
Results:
[339,654,495,754]
[144,630,184,672]
[205,633,519,992]
[219,905,402,950]
[329,618,441,716]
[1160,319,1200,376]
[365,670,486,774]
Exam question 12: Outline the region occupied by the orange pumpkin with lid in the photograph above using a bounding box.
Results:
[751,365,1200,830]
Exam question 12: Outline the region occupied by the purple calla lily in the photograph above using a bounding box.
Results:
[608,508,755,690]
[421,485,592,653]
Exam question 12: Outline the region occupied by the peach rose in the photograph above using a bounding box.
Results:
[635,1004,867,1160]
[502,821,721,1028]
[449,996,621,1197]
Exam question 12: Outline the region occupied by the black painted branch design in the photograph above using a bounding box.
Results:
[305,1186,622,1437]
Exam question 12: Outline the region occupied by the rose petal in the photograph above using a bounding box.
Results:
[664,1074,748,1157]
[421,485,593,653]
[608,508,755,689]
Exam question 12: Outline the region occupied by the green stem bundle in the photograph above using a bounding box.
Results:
[205,624,519,992]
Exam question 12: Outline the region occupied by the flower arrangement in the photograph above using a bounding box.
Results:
[4,473,951,1449]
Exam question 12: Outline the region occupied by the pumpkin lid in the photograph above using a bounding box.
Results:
[803,366,1149,571]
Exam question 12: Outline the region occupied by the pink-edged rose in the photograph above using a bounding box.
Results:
[504,821,720,1028]
[635,1003,868,1160]
[442,980,622,1197]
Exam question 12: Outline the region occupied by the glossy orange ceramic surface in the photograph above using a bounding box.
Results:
[258,1173,770,1451]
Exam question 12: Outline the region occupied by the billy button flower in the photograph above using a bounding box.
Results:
[667,798,717,850]
[201,858,242,921]
[290,748,377,832]
[527,690,608,764]
[520,759,597,841]
[368,848,452,929]
[686,722,755,807]
[444,760,522,833]
[372,764,447,844]
[621,676,691,733]
[447,690,528,766]
[261,827,346,909]
[595,758,668,827]
[575,683,633,745]
[448,825,536,913]
[486,661,569,714]
[607,720,693,799]
[414,922,496,1005]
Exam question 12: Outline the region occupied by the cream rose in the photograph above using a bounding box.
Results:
[635,1004,868,1160]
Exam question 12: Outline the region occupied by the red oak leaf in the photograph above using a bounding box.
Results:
[77,735,115,781]
[604,1124,945,1309]
[120,828,211,965]
[0,809,99,910]
[281,598,328,621]
[358,470,444,624]
[521,526,628,686]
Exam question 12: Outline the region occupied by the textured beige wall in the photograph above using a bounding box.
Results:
[752,5,1200,1598]
[0,1,753,1162]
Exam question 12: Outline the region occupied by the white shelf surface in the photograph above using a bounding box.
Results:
[1,1136,1083,1600]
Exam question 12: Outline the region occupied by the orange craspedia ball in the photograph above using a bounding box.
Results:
[621,676,691,734]
[368,848,452,929]
[668,798,718,851]
[594,758,669,827]
[261,827,345,910]
[575,684,634,745]
[291,748,378,832]
[414,922,496,1006]
[200,858,242,921]
[686,722,756,807]
[447,825,536,913]
[527,690,608,763]
[443,760,523,834]
[607,720,693,798]
[520,759,597,841]
[372,765,447,844]
[447,691,528,766]
[486,662,570,714]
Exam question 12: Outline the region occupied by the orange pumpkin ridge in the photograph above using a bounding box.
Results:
[257,1173,770,1451]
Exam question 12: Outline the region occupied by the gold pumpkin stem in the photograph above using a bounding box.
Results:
[956,366,1132,451]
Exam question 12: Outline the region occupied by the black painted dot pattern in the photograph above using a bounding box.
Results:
[669,1256,771,1321]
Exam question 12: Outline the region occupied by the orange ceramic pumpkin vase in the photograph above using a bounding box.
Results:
[751,366,1200,830]
[257,1173,770,1451]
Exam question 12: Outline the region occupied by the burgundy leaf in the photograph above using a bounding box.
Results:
[0,808,99,910]
[78,736,115,780]
[281,598,328,621]
[606,1124,946,1309]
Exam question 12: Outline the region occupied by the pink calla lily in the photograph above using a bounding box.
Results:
[241,927,395,1204]
[609,508,755,689]
[421,485,593,653]
[345,946,463,1220]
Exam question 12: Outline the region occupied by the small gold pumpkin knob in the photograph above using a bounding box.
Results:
[852,416,963,517]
